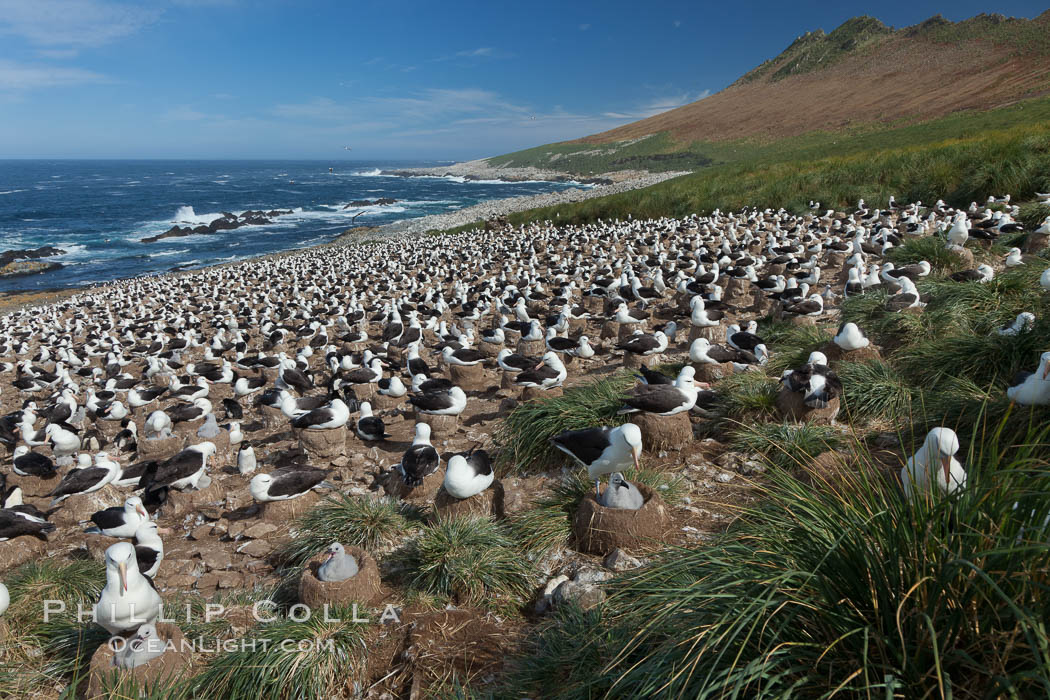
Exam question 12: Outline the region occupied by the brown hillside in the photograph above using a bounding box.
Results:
[578,12,1050,145]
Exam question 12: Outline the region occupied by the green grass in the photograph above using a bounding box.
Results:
[1018,201,1050,230]
[838,359,914,421]
[755,318,831,372]
[496,421,1050,698]
[886,235,965,270]
[494,371,635,473]
[186,607,368,700]
[276,494,422,567]
[391,515,534,608]
[442,99,1050,232]
[732,422,844,471]
[716,370,779,419]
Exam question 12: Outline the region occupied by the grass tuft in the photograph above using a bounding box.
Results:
[392,516,534,607]
[494,372,634,473]
[277,494,421,566]
[186,606,368,700]
[732,422,844,471]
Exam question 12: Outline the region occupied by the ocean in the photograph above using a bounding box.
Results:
[0,160,586,294]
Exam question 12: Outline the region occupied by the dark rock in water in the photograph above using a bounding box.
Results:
[142,209,295,243]
[344,198,397,208]
[0,260,63,278]
[0,246,66,267]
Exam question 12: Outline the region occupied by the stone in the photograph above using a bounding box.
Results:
[244,522,279,539]
[85,623,191,700]
[432,480,505,520]
[629,411,693,453]
[603,547,643,571]
[573,483,672,555]
[552,579,605,610]
[237,539,273,558]
[298,546,382,608]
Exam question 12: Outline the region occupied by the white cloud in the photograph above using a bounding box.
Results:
[0,0,161,48]
[0,59,109,89]
[673,19,681,28]
[456,47,493,57]
[36,49,80,59]
[579,23,591,31]
[161,106,211,121]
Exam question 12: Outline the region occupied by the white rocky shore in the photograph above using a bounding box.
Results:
[366,162,689,237]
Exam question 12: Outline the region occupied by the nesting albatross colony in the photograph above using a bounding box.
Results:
[0,190,1048,697]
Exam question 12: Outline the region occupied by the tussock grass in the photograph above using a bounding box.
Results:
[391,515,533,607]
[508,421,1050,698]
[494,372,634,474]
[500,604,624,699]
[756,321,830,372]
[716,370,778,419]
[1018,201,1050,230]
[886,235,964,270]
[92,673,188,699]
[186,606,368,700]
[838,359,913,420]
[732,422,843,471]
[277,494,421,566]
[0,559,106,696]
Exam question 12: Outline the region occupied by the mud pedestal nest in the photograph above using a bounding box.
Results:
[432,480,505,520]
[573,483,671,555]
[630,411,693,453]
[450,363,489,392]
[383,466,445,502]
[775,387,840,423]
[86,623,191,700]
[297,425,346,460]
[298,546,382,608]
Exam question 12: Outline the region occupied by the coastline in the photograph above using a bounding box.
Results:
[0,166,688,313]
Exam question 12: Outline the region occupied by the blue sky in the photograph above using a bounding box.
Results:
[0,0,1047,160]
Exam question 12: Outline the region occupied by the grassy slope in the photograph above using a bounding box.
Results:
[484,13,1050,176]
[440,97,1050,234]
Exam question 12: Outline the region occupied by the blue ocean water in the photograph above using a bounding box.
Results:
[0,160,586,294]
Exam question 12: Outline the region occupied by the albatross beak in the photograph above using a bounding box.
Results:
[633,448,641,471]
[118,561,128,596]
[694,381,710,389]
[1043,363,1049,380]
[941,455,952,485]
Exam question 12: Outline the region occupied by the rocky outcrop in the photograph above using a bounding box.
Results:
[343,198,397,208]
[0,260,63,278]
[0,245,66,266]
[142,210,293,243]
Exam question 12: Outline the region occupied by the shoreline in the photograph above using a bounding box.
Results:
[0,166,688,313]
